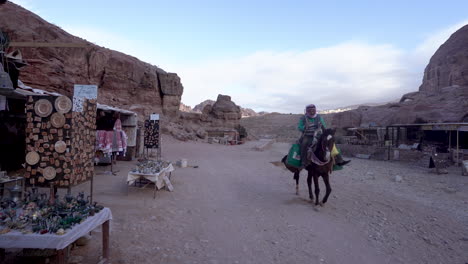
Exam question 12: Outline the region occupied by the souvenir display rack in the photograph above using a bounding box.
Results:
[144,118,161,160]
[24,95,96,188]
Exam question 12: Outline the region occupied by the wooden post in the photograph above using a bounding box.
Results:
[102,220,110,261]
[56,248,66,264]
[396,127,400,147]
[49,183,55,205]
[457,129,460,166]
[386,127,390,160]
[90,175,94,204]
[449,131,451,151]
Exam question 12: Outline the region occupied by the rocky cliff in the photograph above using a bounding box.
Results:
[193,100,215,113]
[192,99,258,117]
[0,2,183,120]
[165,94,242,141]
[327,24,468,128]
[419,25,468,93]
[241,24,468,140]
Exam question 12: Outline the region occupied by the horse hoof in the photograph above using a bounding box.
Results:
[319,202,324,207]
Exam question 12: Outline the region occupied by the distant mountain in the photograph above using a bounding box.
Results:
[241,108,258,117]
[319,100,398,114]
[179,102,192,112]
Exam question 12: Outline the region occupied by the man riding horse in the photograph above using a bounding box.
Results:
[298,104,350,168]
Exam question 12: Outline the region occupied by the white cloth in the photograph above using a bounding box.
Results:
[0,208,112,250]
[127,163,174,189]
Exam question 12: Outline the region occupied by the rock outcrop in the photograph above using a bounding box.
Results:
[166,94,242,141]
[241,24,468,140]
[193,99,258,117]
[241,108,258,118]
[419,25,468,93]
[326,24,468,128]
[193,100,215,113]
[179,102,192,112]
[0,2,183,120]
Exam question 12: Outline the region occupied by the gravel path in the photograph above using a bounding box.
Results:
[70,137,467,264]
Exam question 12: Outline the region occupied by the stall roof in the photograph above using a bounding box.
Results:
[386,122,468,131]
[97,103,136,116]
[348,127,385,131]
[2,81,137,116]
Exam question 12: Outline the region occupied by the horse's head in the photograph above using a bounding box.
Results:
[319,128,336,160]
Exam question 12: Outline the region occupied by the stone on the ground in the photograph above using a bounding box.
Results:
[68,255,84,264]
[355,154,371,159]
[394,175,403,182]
[462,161,468,176]
[254,139,274,151]
[75,234,91,246]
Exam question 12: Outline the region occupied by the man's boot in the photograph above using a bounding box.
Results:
[335,153,351,166]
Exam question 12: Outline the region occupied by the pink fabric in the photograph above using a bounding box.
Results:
[113,119,122,131]
[95,130,114,153]
[95,119,128,155]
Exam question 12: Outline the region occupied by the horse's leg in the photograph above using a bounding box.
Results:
[313,174,320,206]
[321,173,332,206]
[294,171,300,195]
[307,170,313,202]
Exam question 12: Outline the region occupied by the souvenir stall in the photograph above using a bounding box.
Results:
[94,104,137,167]
[0,83,113,263]
[143,114,161,159]
[127,114,175,198]
[0,85,28,202]
[0,47,28,199]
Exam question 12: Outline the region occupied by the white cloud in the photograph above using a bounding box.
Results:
[174,42,415,113]
[414,20,468,63]
[174,21,468,114]
[13,5,464,114]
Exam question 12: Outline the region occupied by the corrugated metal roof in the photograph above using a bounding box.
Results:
[97,103,136,116]
[3,80,137,116]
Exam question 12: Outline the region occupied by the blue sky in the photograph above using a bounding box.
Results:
[9,0,468,113]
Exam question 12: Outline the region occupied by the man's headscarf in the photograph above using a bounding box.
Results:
[305,104,317,118]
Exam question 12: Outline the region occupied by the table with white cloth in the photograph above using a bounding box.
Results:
[127,163,174,198]
[0,207,112,264]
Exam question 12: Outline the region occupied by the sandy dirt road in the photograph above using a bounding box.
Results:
[72,137,468,264]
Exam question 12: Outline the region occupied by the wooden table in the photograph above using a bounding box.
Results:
[127,163,174,198]
[0,207,112,264]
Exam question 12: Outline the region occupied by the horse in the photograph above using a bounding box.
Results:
[282,128,336,206]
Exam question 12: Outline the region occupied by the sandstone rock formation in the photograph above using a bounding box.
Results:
[0,2,183,120]
[193,99,258,117]
[165,94,242,141]
[419,25,468,93]
[179,102,192,112]
[193,100,215,113]
[241,108,258,118]
[241,24,468,140]
[326,24,468,128]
